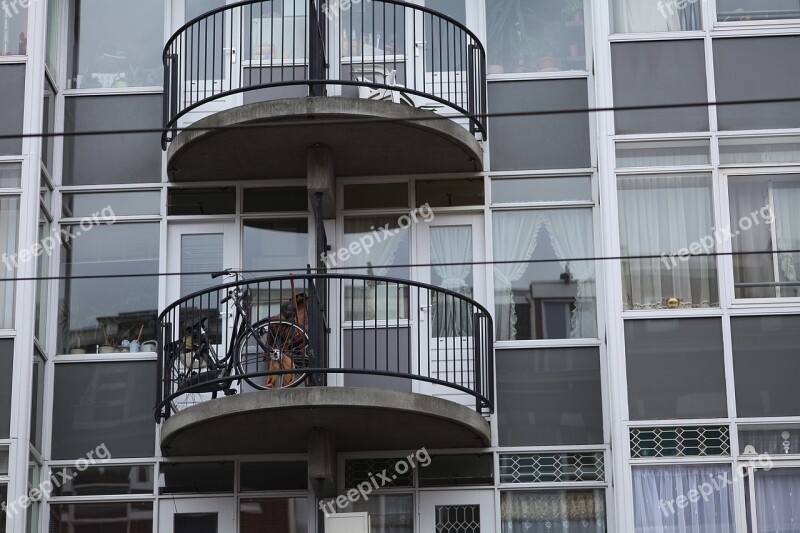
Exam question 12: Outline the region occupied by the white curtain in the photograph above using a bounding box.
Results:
[492,211,541,341]
[0,197,19,329]
[614,0,681,32]
[540,209,597,339]
[632,465,735,533]
[755,469,800,532]
[772,182,800,297]
[728,180,775,298]
[342,219,405,277]
[501,490,606,532]
[430,226,473,337]
[618,175,716,309]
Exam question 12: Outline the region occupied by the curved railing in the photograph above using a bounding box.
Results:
[155,273,494,421]
[162,0,487,148]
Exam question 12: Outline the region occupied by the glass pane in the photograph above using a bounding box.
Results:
[51,361,157,459]
[0,485,6,533]
[625,318,728,420]
[64,191,160,218]
[612,40,708,134]
[419,454,493,487]
[733,315,800,418]
[243,219,308,276]
[0,197,20,329]
[168,188,236,216]
[720,136,800,165]
[492,176,592,203]
[501,490,606,532]
[344,184,409,210]
[0,1,27,55]
[49,502,154,530]
[58,223,160,354]
[0,66,25,155]
[632,465,735,532]
[714,37,800,131]
[0,447,8,474]
[430,225,473,338]
[616,139,711,168]
[43,78,56,172]
[618,174,718,309]
[493,209,596,340]
[417,179,484,207]
[50,465,154,496]
[240,461,308,491]
[187,0,225,21]
[243,187,308,213]
[717,0,800,21]
[181,234,223,297]
[241,498,308,533]
[0,340,11,439]
[67,0,164,88]
[344,494,413,533]
[613,0,702,32]
[46,0,61,76]
[30,353,44,451]
[488,80,591,171]
[496,348,603,446]
[175,514,217,533]
[63,95,162,185]
[35,214,50,345]
[246,0,307,63]
[754,469,800,532]
[161,462,234,494]
[0,164,21,188]
[739,429,800,455]
[486,0,586,74]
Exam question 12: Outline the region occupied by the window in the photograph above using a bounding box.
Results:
[0,340,12,439]
[161,462,235,494]
[63,95,162,185]
[343,183,408,210]
[0,446,7,474]
[30,352,44,452]
[344,494,413,533]
[732,315,800,418]
[0,165,21,189]
[46,0,61,76]
[0,196,20,329]
[0,1,27,55]
[618,174,718,310]
[714,37,800,131]
[751,469,800,531]
[416,179,484,208]
[728,175,800,299]
[35,212,51,345]
[493,209,596,340]
[611,40,708,134]
[58,223,159,354]
[63,191,161,218]
[612,0,702,32]
[0,66,25,155]
[739,428,800,455]
[720,136,800,166]
[717,0,800,21]
[243,219,309,276]
[616,139,711,168]
[50,465,154,496]
[67,0,163,88]
[501,490,606,532]
[241,498,308,533]
[486,0,586,74]
[496,348,603,446]
[625,319,728,420]
[48,502,154,530]
[168,188,236,216]
[51,361,157,459]
[0,485,6,533]
[492,177,592,204]
[243,187,308,213]
[632,465,735,532]
[241,461,307,491]
[488,80,591,171]
[42,78,56,172]
[419,454,493,487]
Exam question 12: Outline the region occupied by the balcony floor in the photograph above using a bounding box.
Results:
[166,97,484,182]
[160,387,491,456]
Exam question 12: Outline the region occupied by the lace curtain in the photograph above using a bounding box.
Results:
[755,469,800,532]
[0,197,19,329]
[614,0,702,32]
[772,182,800,297]
[430,225,473,337]
[501,490,606,532]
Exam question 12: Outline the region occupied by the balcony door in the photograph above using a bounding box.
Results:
[419,490,496,533]
[159,497,235,533]
[415,213,486,407]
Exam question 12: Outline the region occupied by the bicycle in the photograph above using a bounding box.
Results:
[166,270,313,413]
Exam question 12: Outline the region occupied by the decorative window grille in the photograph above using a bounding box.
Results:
[499,452,605,484]
[630,426,730,458]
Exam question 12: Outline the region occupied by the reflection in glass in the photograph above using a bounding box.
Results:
[501,490,606,532]
[64,191,161,218]
[613,0,701,32]
[50,465,154,496]
[0,66,25,155]
[717,0,800,21]
[0,164,22,188]
[0,197,20,329]
[0,1,27,55]
[492,177,592,204]
[720,136,800,165]
[240,498,308,533]
[49,502,154,530]
[616,140,711,168]
[243,219,308,275]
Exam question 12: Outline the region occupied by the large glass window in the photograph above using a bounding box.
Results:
[51,361,157,459]
[732,315,800,418]
[714,37,800,131]
[632,465,735,532]
[501,490,606,532]
[488,80,591,171]
[611,40,708,134]
[48,502,154,530]
[0,65,25,155]
[496,348,603,446]
[493,209,596,341]
[58,223,159,354]
[241,498,308,533]
[345,494,413,533]
[486,0,586,74]
[0,340,12,439]
[0,1,27,55]
[0,196,19,330]
[612,0,702,32]
[625,318,727,420]
[729,175,800,299]
[752,469,800,531]
[67,0,163,88]
[618,174,718,310]
[717,0,800,21]
[243,219,309,275]
[63,95,162,185]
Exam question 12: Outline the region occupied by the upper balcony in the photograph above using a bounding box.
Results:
[155,273,493,457]
[162,0,487,182]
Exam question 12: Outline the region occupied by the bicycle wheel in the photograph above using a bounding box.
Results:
[236,319,311,390]
[169,335,225,413]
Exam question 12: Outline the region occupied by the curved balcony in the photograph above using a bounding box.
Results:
[162,0,487,181]
[156,273,493,456]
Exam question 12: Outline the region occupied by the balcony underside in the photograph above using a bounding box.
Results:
[166,97,484,182]
[160,387,491,456]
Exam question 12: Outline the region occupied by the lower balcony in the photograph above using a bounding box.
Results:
[156,274,493,457]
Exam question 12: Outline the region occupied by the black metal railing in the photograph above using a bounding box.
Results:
[155,273,494,421]
[162,0,487,147]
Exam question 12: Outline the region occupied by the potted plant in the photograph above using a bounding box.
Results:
[486,0,537,73]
